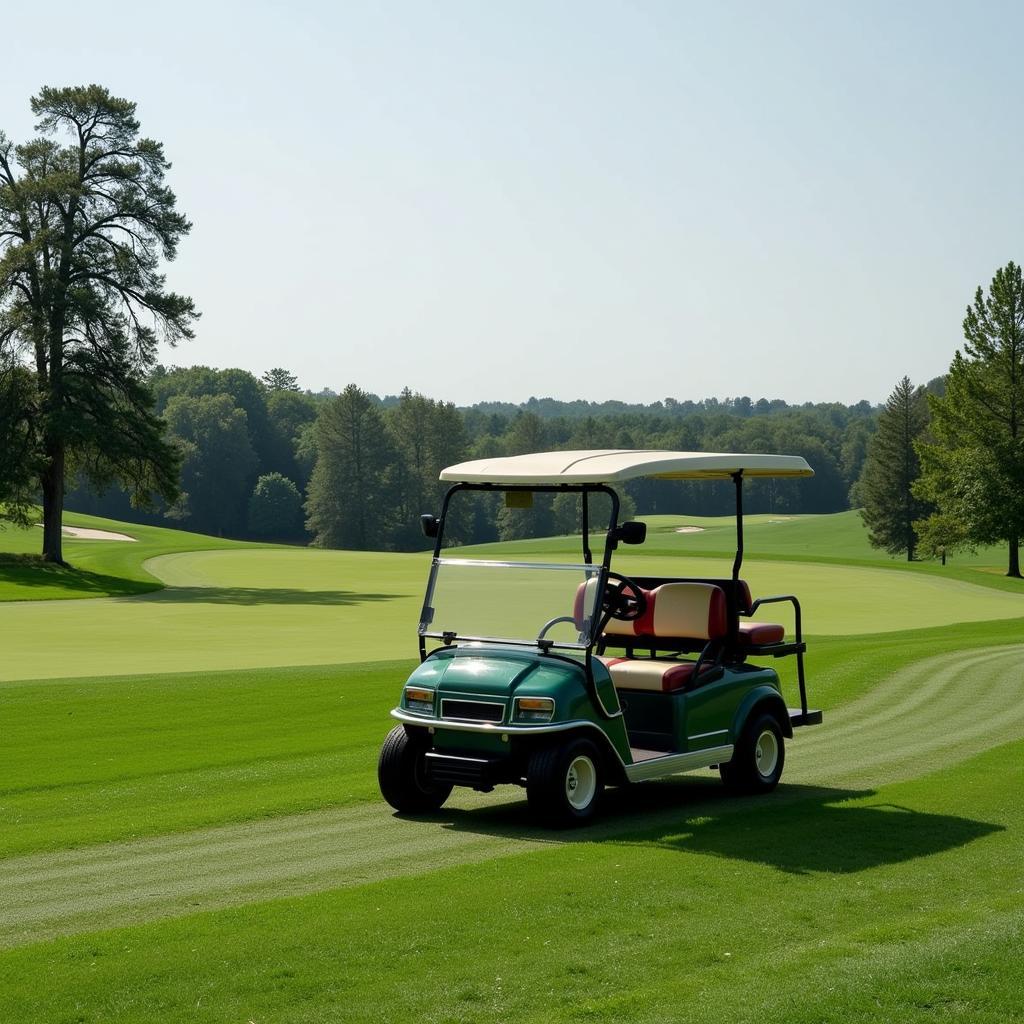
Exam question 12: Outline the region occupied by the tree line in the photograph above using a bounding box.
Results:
[3,87,1021,572]
[60,252,1024,570]
[56,372,878,549]
[856,262,1024,577]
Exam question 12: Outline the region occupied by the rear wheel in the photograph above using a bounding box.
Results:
[378,725,453,813]
[527,737,604,827]
[720,713,785,794]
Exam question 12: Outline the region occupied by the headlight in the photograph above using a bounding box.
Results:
[404,686,435,713]
[513,696,555,722]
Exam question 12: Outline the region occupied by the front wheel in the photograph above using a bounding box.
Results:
[527,737,604,828]
[378,725,453,813]
[720,713,785,794]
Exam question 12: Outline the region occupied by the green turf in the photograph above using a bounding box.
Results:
[474,510,1024,593]
[2,513,1024,1022]
[0,547,429,681]
[0,511,257,601]
[1,736,1022,1021]
[635,509,1009,565]
[2,541,1022,682]
[0,660,409,859]
[4,610,1019,860]
[466,508,1011,564]
[1,617,1021,861]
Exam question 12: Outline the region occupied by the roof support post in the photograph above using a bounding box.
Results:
[581,489,592,564]
[731,471,744,581]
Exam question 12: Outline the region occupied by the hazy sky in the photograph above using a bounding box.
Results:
[4,1,1022,405]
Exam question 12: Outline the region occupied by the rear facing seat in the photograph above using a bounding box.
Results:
[734,580,786,647]
[588,578,790,692]
[737,621,786,645]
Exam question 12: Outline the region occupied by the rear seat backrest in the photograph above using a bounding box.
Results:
[651,582,728,639]
[604,582,727,640]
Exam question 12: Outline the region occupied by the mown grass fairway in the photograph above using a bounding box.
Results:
[479,509,1012,566]
[1,513,1023,1022]
[3,516,1024,681]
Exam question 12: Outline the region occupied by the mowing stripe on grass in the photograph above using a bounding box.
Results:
[0,795,557,949]
[792,645,1024,788]
[2,644,1022,950]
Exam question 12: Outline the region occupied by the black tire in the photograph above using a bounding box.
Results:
[377,725,453,813]
[720,713,785,794]
[526,737,604,828]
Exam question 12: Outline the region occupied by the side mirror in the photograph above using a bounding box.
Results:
[420,514,440,539]
[615,521,647,546]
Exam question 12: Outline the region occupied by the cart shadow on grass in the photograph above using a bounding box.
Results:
[417,778,1004,875]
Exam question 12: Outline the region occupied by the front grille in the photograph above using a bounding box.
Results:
[440,698,504,723]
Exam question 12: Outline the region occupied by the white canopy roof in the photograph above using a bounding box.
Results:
[439,449,814,484]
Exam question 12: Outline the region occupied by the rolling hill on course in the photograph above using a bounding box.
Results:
[1,510,1023,1022]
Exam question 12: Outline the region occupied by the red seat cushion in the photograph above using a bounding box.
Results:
[737,621,785,645]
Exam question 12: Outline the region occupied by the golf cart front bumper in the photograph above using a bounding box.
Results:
[390,707,601,736]
[391,707,619,791]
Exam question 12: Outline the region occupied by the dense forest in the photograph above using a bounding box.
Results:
[64,364,890,550]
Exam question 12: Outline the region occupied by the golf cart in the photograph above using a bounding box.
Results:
[378,450,822,827]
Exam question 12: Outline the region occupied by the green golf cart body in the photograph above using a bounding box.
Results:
[378,449,822,827]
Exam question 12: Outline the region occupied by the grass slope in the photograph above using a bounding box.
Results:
[2,516,1024,1021]
[2,618,1021,867]
[636,509,1011,565]
[2,541,1022,682]
[0,511,257,601]
[1,684,1023,1020]
[477,510,1024,594]
[0,548,428,681]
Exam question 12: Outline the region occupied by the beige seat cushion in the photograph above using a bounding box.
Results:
[597,655,715,693]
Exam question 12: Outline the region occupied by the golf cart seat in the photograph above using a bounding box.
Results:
[597,655,720,692]
[737,620,786,645]
[596,582,727,693]
[603,581,727,644]
[735,580,786,648]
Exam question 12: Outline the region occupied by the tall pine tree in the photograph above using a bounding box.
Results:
[0,86,196,562]
[305,384,398,549]
[915,261,1024,577]
[857,376,931,560]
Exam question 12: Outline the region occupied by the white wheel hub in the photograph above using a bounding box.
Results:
[755,729,779,778]
[565,755,597,810]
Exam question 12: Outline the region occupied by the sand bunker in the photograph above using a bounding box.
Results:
[675,526,705,534]
[36,524,137,542]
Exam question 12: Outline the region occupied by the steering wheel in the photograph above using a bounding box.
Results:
[602,571,647,622]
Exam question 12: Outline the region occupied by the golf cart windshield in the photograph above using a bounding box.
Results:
[420,559,604,650]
